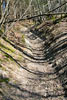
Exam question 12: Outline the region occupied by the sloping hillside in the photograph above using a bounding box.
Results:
[0,17,67,100]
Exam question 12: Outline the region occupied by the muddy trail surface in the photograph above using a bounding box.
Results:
[0,19,67,100]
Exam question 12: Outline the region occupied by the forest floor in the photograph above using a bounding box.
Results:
[0,18,67,100]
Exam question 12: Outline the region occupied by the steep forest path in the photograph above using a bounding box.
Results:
[0,19,67,100]
[14,19,66,100]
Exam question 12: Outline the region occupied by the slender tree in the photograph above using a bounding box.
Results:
[0,0,2,19]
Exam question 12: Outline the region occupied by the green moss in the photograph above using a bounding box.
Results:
[18,54,23,61]
[53,14,67,24]
[0,37,16,53]
[51,16,56,21]
[0,29,3,36]
[0,77,9,83]
[4,54,14,61]
[22,34,25,43]
[0,65,6,71]
[0,43,15,53]
[46,15,56,21]
[0,59,3,62]
[4,57,9,61]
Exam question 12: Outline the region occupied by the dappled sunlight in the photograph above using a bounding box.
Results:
[0,0,67,100]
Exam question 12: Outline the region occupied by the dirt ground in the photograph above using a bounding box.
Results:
[0,19,67,100]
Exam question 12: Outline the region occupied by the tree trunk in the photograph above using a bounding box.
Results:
[48,0,51,11]
[0,0,2,19]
